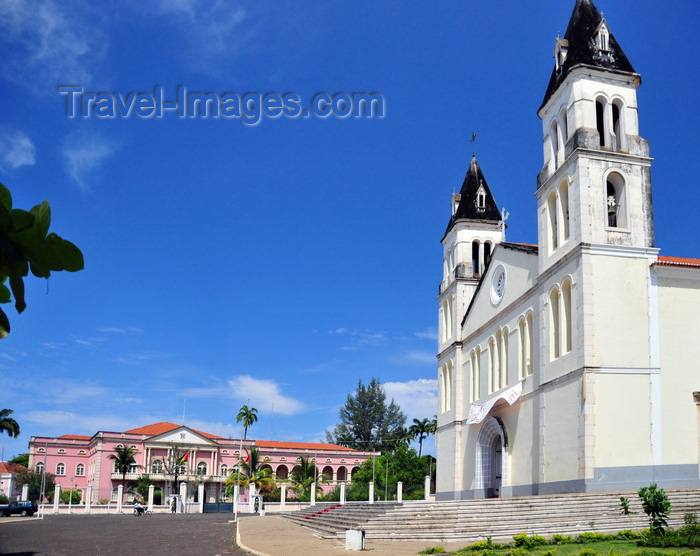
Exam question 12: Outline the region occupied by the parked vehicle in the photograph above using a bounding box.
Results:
[0,500,38,517]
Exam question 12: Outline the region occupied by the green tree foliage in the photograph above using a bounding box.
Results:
[0,409,20,438]
[0,183,84,338]
[409,417,433,457]
[108,445,139,484]
[60,488,81,504]
[225,447,275,494]
[9,453,29,467]
[236,405,258,440]
[638,483,672,534]
[14,468,55,503]
[134,474,154,502]
[325,378,406,453]
[289,455,328,500]
[347,443,428,500]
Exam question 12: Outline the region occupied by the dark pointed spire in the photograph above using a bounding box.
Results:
[540,0,636,110]
[445,155,500,235]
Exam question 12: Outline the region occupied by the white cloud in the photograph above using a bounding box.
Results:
[62,133,117,191]
[384,378,438,421]
[155,0,248,71]
[0,0,107,94]
[228,375,305,416]
[24,410,133,436]
[0,129,36,170]
[414,328,438,341]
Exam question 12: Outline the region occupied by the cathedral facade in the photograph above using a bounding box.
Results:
[436,0,700,500]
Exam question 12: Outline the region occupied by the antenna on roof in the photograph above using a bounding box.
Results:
[471,132,477,156]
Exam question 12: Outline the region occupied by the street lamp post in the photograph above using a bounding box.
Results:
[68,476,75,515]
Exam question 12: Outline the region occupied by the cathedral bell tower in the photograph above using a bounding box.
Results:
[536,0,654,273]
[437,155,504,415]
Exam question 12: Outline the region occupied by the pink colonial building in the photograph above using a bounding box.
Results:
[27,422,377,504]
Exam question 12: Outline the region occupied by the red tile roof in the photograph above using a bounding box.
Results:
[655,256,700,268]
[1,462,27,474]
[256,440,356,451]
[124,422,223,439]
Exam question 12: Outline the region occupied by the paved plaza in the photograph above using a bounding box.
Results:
[0,513,247,556]
[0,512,466,555]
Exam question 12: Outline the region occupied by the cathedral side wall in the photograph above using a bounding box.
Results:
[588,254,651,367]
[657,272,700,467]
[540,376,582,485]
[591,372,652,469]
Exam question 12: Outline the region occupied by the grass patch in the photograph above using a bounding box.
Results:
[419,529,700,556]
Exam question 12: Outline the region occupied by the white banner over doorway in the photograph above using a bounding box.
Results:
[466,381,523,424]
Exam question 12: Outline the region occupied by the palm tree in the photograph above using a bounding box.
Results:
[236,405,258,440]
[0,409,20,438]
[289,455,328,499]
[109,445,140,484]
[408,417,432,457]
[225,447,275,494]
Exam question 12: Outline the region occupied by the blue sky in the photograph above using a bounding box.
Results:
[0,1,698,460]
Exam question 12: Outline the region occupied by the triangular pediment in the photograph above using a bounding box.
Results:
[146,426,218,447]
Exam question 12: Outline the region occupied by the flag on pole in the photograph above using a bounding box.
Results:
[176,452,189,465]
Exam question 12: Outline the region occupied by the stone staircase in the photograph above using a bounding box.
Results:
[279,489,700,543]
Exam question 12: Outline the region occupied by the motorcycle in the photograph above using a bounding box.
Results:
[133,505,152,516]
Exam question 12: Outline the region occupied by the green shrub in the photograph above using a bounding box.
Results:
[576,533,614,543]
[0,494,8,504]
[615,530,642,540]
[419,547,447,555]
[513,533,548,549]
[576,548,598,556]
[638,484,672,535]
[551,535,574,545]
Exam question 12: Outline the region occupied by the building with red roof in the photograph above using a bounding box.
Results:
[28,422,377,506]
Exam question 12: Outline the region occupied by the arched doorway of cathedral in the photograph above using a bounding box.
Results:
[476,416,507,498]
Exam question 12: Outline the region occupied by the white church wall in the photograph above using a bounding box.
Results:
[588,254,652,367]
[658,272,700,467]
[540,376,582,487]
[592,372,653,469]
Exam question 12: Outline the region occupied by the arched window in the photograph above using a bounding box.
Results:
[337,466,347,481]
[76,463,85,476]
[500,328,509,389]
[196,461,208,475]
[549,288,560,360]
[488,337,498,393]
[445,361,453,411]
[484,242,492,268]
[470,349,481,403]
[56,462,66,476]
[276,465,288,480]
[548,192,558,250]
[322,466,334,480]
[220,463,229,476]
[36,462,45,473]
[596,99,606,147]
[476,186,486,211]
[551,120,561,169]
[559,180,570,241]
[472,240,480,275]
[526,313,534,376]
[518,317,529,379]
[559,106,568,147]
[562,279,573,354]
[611,102,621,150]
[606,172,626,228]
[151,459,164,474]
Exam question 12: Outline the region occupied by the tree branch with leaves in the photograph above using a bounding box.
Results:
[0,183,84,338]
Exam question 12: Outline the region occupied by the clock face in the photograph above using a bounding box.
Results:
[490,265,506,305]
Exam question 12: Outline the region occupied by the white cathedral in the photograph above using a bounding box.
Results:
[435,0,700,500]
